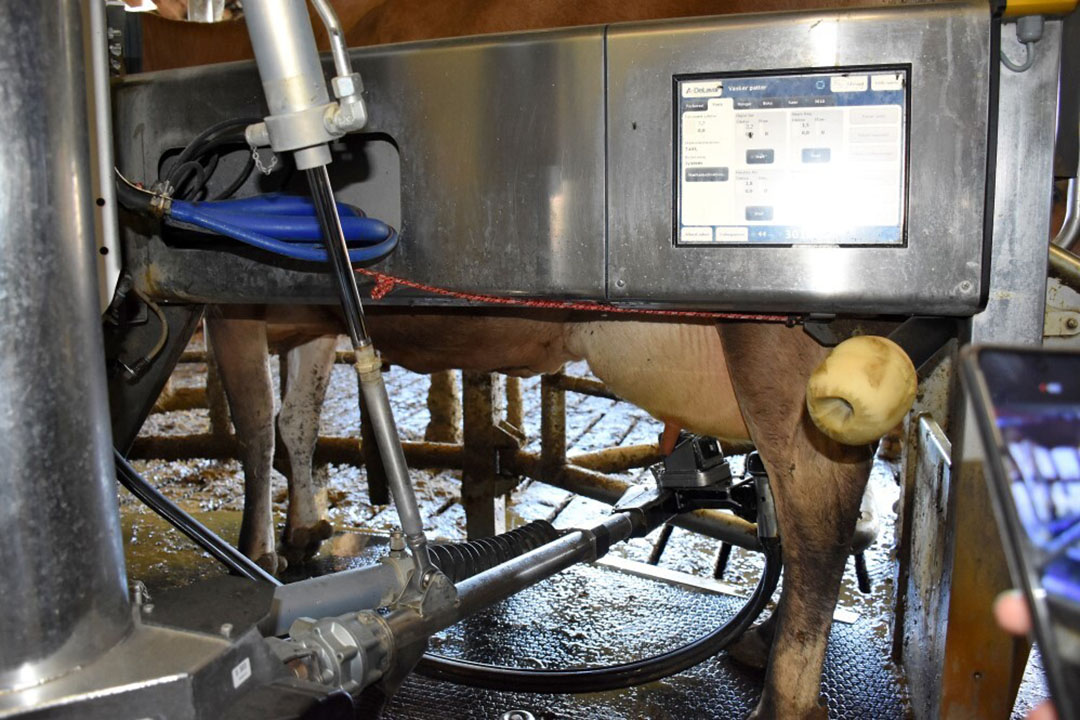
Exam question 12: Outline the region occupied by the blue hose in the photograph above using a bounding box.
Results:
[197,193,362,217]
[168,197,398,264]
[206,211,391,243]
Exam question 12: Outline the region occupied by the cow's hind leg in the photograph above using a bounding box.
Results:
[205,316,284,574]
[278,336,338,564]
[719,323,873,720]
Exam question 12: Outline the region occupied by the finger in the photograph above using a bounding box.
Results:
[1029,700,1058,720]
[993,589,1033,636]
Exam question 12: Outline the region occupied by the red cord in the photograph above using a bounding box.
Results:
[354,267,793,323]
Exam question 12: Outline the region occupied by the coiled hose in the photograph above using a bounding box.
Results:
[419,526,782,693]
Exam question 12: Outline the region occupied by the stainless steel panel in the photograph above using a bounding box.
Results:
[114,26,607,303]
[607,3,992,314]
[0,0,131,690]
[971,18,1060,344]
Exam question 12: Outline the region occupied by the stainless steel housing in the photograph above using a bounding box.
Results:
[114,2,993,315]
[0,0,132,692]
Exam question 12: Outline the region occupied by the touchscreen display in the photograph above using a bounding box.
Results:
[675,69,908,246]
[981,351,1080,605]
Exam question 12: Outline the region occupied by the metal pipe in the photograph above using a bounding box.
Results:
[309,0,351,79]
[246,0,430,583]
[1049,243,1080,294]
[385,513,636,649]
[114,451,280,586]
[1053,177,1079,250]
[0,0,132,690]
[356,353,435,579]
[89,0,121,312]
[551,373,617,400]
[243,0,326,114]
[505,450,761,550]
[261,558,412,636]
[244,0,332,169]
[307,165,370,345]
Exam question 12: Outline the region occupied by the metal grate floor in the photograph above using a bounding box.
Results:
[385,560,908,720]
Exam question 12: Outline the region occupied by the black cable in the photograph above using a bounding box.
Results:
[415,537,782,693]
[160,116,262,201]
[167,160,208,199]
[171,116,260,169]
[113,450,282,587]
[213,151,256,200]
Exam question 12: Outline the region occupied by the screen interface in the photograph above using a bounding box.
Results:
[675,69,908,246]
[981,351,1080,605]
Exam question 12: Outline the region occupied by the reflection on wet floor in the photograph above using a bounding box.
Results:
[125,345,1047,718]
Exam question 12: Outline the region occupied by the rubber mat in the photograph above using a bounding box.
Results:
[384,561,909,720]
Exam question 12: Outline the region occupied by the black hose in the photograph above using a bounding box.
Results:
[170,116,260,169]
[415,537,781,693]
[113,450,282,586]
[115,176,153,213]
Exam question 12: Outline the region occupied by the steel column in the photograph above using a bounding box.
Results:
[0,0,132,691]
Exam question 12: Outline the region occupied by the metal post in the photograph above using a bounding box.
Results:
[0,0,132,691]
[462,372,506,539]
[933,19,1063,720]
[360,390,391,505]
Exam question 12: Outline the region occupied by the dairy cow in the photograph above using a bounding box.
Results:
[142,2,914,718]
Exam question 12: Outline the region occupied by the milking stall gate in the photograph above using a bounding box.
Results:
[1,0,1078,718]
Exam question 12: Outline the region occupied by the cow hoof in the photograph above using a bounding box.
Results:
[254,552,287,576]
[283,520,334,564]
[850,483,880,555]
[727,624,771,670]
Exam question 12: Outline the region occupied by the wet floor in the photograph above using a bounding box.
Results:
[126,337,1048,719]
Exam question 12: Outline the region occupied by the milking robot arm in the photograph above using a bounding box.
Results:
[238,0,440,591]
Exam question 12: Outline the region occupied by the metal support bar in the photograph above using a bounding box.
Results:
[1049,243,1080,293]
[504,450,760,550]
[260,557,412,636]
[359,392,391,505]
[549,373,617,400]
[114,451,280,586]
[384,513,637,652]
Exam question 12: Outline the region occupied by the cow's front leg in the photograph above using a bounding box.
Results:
[278,336,337,564]
[719,322,873,720]
[205,316,283,574]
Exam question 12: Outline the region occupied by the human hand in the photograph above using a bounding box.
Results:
[994,589,1058,720]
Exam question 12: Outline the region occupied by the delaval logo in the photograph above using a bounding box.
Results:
[682,80,723,98]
